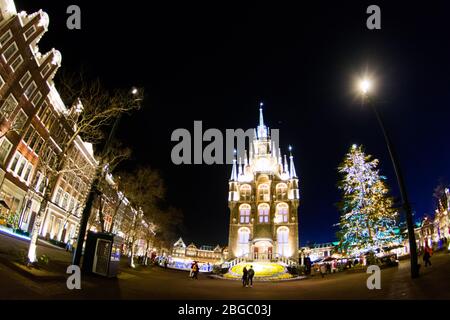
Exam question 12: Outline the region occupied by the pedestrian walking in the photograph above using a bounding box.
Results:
[192,261,199,279]
[423,244,432,267]
[331,260,337,273]
[320,264,327,278]
[189,261,195,278]
[242,266,248,287]
[247,265,255,287]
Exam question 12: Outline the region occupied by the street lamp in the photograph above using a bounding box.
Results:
[357,77,420,279]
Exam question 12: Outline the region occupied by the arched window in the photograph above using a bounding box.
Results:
[277,227,289,257]
[239,204,251,224]
[258,203,270,224]
[276,203,289,223]
[240,184,251,201]
[238,228,250,257]
[276,183,288,200]
[258,184,270,201]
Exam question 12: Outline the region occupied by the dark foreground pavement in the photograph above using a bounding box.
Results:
[1,232,449,299]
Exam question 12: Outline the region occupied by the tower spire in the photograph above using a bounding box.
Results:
[238,157,243,176]
[283,154,289,174]
[230,149,238,181]
[289,145,298,178]
[257,102,268,139]
[259,102,264,127]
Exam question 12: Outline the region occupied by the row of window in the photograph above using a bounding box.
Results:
[37,103,69,144]
[239,203,289,224]
[239,183,289,201]
[0,138,13,165]
[0,93,31,136]
[54,187,81,215]
[23,125,45,155]
[1,39,24,72]
[62,171,87,198]
[9,151,34,184]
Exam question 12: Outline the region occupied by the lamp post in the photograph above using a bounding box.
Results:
[72,87,142,266]
[358,78,420,278]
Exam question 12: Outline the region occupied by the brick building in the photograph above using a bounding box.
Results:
[0,0,153,257]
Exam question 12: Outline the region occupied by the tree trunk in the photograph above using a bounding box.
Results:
[72,172,99,266]
[108,197,123,233]
[27,143,72,263]
[27,189,50,263]
[129,237,136,268]
[98,195,105,233]
[144,238,150,265]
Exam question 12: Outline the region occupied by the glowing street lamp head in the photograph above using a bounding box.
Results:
[131,87,138,95]
[359,79,371,95]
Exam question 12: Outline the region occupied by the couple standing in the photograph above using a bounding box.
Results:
[242,266,255,287]
[190,261,199,279]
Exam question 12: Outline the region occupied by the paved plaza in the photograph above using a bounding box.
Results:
[0,233,449,300]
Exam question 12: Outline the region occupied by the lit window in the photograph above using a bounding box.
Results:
[258,203,270,224]
[23,163,33,182]
[40,63,51,78]
[37,102,48,118]
[16,158,26,176]
[19,71,31,88]
[24,81,37,99]
[0,138,13,164]
[13,109,28,134]
[2,42,17,61]
[55,187,63,204]
[276,203,289,223]
[276,183,288,200]
[27,129,37,148]
[0,30,12,47]
[62,192,69,209]
[10,55,24,71]
[9,152,20,172]
[277,227,289,257]
[239,204,251,224]
[0,94,18,119]
[31,91,42,107]
[23,25,36,40]
[68,197,75,212]
[258,184,270,201]
[237,227,250,257]
[240,184,251,201]
[34,137,44,155]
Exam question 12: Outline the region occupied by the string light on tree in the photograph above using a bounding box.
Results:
[337,144,401,256]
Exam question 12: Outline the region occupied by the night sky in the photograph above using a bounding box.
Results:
[15,0,450,246]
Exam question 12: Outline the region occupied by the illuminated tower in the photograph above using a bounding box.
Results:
[227,105,300,262]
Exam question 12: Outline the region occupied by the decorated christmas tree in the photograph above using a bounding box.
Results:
[337,144,400,256]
